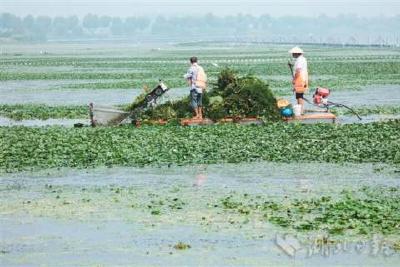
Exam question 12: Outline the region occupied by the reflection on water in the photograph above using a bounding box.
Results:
[193,165,208,187]
[195,173,208,187]
[296,177,312,193]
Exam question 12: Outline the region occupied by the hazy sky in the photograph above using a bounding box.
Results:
[1,0,399,17]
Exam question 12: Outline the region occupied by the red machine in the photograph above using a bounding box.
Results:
[310,87,361,120]
[313,87,330,105]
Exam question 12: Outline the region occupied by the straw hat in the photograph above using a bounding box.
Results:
[277,99,290,109]
[289,46,304,54]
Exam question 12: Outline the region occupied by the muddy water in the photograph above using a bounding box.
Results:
[1,162,399,266]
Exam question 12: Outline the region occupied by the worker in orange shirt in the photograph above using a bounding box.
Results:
[288,47,308,114]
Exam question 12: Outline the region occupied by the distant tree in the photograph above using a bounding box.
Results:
[204,13,219,28]
[66,16,82,37]
[124,17,139,34]
[52,16,69,36]
[20,15,37,41]
[136,17,150,31]
[235,14,255,32]
[111,17,124,35]
[22,15,35,32]
[258,14,271,30]
[28,16,51,41]
[66,16,79,29]
[83,14,99,29]
[98,15,112,28]
[151,16,177,35]
[0,13,23,33]
[0,13,399,45]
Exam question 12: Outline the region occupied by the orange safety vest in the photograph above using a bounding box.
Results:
[293,70,308,93]
[195,65,207,90]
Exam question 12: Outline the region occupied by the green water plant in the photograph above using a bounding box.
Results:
[1,120,399,172]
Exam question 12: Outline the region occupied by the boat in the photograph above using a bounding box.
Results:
[285,112,337,123]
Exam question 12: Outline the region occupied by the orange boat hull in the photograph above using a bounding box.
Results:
[180,118,214,126]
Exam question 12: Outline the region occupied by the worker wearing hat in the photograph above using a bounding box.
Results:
[288,46,308,113]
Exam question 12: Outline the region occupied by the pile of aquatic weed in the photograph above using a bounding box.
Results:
[219,186,400,236]
[127,68,281,122]
[0,120,399,172]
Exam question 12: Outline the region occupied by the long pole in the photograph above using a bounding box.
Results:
[288,61,295,98]
[288,61,294,79]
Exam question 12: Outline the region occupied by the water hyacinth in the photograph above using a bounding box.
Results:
[1,121,399,172]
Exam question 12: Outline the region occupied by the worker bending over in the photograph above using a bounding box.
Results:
[288,47,308,113]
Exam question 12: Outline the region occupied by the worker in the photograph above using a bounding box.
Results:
[288,46,308,114]
[184,56,207,120]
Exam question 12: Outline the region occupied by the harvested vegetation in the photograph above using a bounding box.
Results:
[205,68,280,121]
[1,121,399,172]
[129,68,281,122]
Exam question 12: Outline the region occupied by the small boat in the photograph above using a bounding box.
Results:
[181,117,264,126]
[235,117,264,125]
[218,117,263,125]
[285,112,336,123]
[278,87,361,124]
[180,118,214,126]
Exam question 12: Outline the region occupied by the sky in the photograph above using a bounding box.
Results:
[1,0,399,17]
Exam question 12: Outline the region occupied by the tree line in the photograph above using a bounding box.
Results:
[1,13,399,44]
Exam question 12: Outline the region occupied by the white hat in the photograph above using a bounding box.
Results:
[289,46,304,54]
